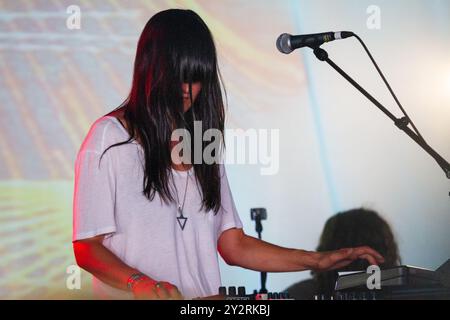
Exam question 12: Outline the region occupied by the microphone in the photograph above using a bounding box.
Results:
[276,31,354,54]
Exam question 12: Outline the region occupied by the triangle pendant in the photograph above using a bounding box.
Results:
[177,215,188,231]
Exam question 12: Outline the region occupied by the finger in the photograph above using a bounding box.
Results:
[357,247,383,260]
[354,246,384,263]
[170,287,184,300]
[359,253,378,266]
[348,250,379,266]
[137,285,158,300]
[155,282,170,299]
[145,283,160,300]
[160,282,183,300]
[168,286,184,300]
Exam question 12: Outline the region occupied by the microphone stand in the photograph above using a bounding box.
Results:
[311,46,450,185]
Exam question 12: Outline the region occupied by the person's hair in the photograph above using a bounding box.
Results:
[102,9,226,213]
[314,208,401,295]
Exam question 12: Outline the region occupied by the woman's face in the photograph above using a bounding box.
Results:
[182,82,202,112]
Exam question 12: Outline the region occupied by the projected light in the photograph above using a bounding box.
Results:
[0,0,304,299]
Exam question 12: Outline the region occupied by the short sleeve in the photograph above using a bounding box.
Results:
[216,165,243,236]
[72,148,117,242]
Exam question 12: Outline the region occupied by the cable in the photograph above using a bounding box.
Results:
[352,33,426,143]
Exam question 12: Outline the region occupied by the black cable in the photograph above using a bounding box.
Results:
[352,33,426,144]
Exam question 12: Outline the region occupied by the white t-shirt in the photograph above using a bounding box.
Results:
[72,116,243,299]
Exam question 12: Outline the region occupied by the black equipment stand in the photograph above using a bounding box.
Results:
[251,208,268,294]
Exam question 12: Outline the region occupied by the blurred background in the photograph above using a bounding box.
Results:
[0,0,449,299]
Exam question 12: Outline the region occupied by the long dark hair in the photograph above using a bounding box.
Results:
[102,9,225,213]
[314,208,401,296]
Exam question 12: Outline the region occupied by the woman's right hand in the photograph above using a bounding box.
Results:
[132,279,184,300]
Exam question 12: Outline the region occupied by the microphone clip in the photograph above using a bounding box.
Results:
[313,47,329,61]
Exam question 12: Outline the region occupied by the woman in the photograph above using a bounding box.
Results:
[72,9,384,300]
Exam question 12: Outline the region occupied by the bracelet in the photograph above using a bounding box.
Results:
[127,273,150,291]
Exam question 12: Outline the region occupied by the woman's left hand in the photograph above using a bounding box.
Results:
[313,247,385,272]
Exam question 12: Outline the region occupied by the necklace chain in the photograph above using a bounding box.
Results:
[174,169,190,231]
[177,171,189,212]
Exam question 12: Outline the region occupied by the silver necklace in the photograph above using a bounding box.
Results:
[174,170,189,231]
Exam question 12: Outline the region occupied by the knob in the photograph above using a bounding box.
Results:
[237,286,246,296]
[218,286,226,296]
[228,286,236,296]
